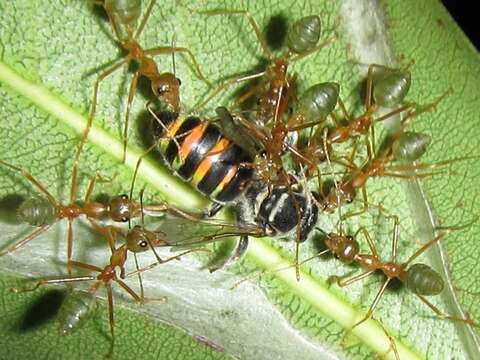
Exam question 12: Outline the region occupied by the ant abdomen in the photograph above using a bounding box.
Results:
[298,82,339,121]
[17,197,56,226]
[104,0,142,29]
[373,68,411,107]
[286,15,321,54]
[392,131,432,161]
[59,291,97,335]
[405,263,444,296]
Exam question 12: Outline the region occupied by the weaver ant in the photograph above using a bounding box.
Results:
[306,215,478,330]
[0,158,182,273]
[80,0,212,163]
[12,221,201,357]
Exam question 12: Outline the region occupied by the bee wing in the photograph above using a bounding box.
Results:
[156,216,263,249]
[214,107,263,157]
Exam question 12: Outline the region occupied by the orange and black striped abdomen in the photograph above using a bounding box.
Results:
[152,111,254,203]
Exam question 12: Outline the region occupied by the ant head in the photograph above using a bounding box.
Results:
[109,194,132,222]
[325,233,358,263]
[152,73,181,111]
[126,225,151,253]
[126,225,168,253]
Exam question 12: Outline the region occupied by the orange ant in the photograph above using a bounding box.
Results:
[191,7,334,119]
[187,8,335,184]
[0,158,179,273]
[80,0,212,164]
[306,215,478,329]
[317,128,479,218]
[295,65,450,179]
[12,222,201,357]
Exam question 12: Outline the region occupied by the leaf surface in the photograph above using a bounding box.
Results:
[0,0,479,359]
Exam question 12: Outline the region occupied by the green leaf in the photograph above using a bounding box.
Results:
[0,0,479,359]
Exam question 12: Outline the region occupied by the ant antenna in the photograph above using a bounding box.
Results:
[323,128,343,233]
[138,186,164,265]
[171,32,177,77]
[139,187,146,226]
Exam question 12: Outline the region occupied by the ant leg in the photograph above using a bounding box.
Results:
[403,233,447,267]
[67,220,74,275]
[144,46,212,88]
[122,71,140,163]
[115,277,144,304]
[374,102,416,124]
[83,171,119,203]
[88,221,117,252]
[341,186,369,220]
[11,274,97,293]
[391,215,400,262]
[127,248,205,275]
[416,294,477,326]
[233,81,264,109]
[106,284,116,358]
[70,260,104,273]
[134,0,156,39]
[0,224,52,256]
[289,34,337,62]
[352,278,391,329]
[399,88,452,127]
[337,97,354,123]
[354,227,379,258]
[387,154,480,177]
[132,253,145,300]
[194,71,265,111]
[190,8,273,59]
[337,269,375,287]
[377,319,400,360]
[79,57,129,169]
[84,175,98,204]
[0,160,57,205]
[364,64,391,110]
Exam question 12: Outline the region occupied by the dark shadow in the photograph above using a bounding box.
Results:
[15,290,66,332]
[265,14,288,51]
[317,178,335,200]
[386,277,403,292]
[311,230,328,255]
[0,194,24,224]
[89,1,109,23]
[135,71,154,102]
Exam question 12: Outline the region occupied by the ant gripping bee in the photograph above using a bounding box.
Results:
[0,158,182,274]
[307,216,478,330]
[80,0,212,164]
[12,222,201,357]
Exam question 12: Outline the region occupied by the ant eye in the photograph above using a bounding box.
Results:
[176,77,181,86]
[140,241,148,248]
[121,194,128,200]
[121,217,128,222]
[158,84,168,95]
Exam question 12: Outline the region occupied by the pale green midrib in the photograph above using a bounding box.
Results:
[0,60,421,360]
[0,62,205,209]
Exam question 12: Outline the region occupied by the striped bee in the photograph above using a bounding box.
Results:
[150,110,318,265]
